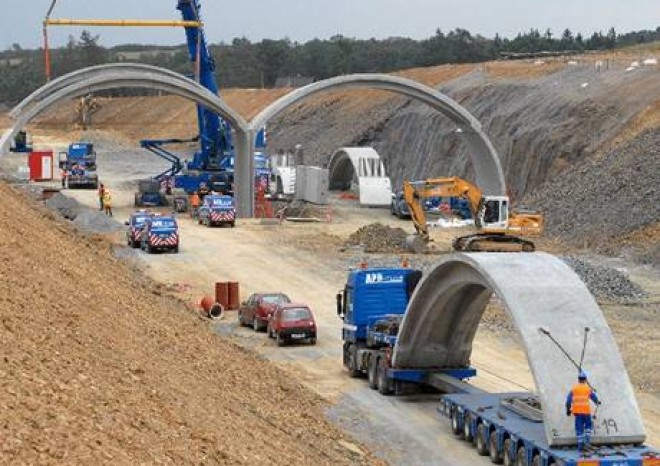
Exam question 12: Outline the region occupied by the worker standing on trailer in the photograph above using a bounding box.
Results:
[566,371,601,456]
[103,188,113,217]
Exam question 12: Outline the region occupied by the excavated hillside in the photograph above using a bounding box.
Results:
[0,182,374,465]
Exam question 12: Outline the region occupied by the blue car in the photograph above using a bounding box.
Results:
[198,194,236,227]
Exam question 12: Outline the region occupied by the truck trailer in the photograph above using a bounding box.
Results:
[337,264,659,466]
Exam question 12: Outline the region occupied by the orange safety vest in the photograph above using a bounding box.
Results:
[571,383,593,415]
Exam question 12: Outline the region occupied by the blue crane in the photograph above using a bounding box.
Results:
[140,0,268,194]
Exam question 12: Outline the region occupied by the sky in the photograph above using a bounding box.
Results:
[1,0,659,50]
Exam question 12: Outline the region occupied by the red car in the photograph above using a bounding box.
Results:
[238,292,291,331]
[267,303,317,346]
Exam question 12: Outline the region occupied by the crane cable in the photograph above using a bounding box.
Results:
[43,0,59,81]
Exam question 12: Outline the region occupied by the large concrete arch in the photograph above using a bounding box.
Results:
[393,252,645,447]
[0,68,256,217]
[250,74,505,196]
[10,63,196,118]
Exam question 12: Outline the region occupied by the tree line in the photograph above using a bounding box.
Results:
[1,26,658,106]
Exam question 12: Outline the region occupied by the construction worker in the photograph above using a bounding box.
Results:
[566,371,601,455]
[60,167,68,189]
[98,183,105,211]
[189,191,201,219]
[103,189,113,217]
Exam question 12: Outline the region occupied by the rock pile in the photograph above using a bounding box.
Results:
[73,210,124,234]
[527,129,660,252]
[45,193,81,220]
[345,223,408,253]
[561,256,648,303]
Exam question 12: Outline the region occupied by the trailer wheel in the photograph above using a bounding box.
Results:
[347,344,361,378]
[463,414,474,442]
[515,446,527,466]
[376,357,393,395]
[451,409,462,436]
[476,424,489,455]
[503,439,514,466]
[489,431,503,464]
[367,355,378,390]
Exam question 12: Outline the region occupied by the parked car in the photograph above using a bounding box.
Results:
[125,210,152,248]
[267,303,317,346]
[140,215,179,253]
[390,191,411,219]
[238,292,291,331]
[198,194,236,227]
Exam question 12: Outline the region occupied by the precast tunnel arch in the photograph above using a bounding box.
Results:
[393,252,645,447]
[3,69,507,217]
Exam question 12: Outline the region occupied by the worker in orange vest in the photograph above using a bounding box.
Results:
[566,371,601,455]
[189,191,201,219]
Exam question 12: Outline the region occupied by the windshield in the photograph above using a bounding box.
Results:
[209,197,233,207]
[151,219,176,229]
[282,307,312,321]
[132,215,149,226]
[261,294,290,304]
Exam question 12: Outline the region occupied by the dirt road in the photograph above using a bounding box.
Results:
[28,141,655,464]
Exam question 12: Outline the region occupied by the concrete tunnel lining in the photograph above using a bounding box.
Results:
[250,73,506,196]
[393,252,645,447]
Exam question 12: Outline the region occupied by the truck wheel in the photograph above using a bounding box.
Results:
[276,332,285,347]
[463,414,474,442]
[376,357,393,395]
[476,424,489,456]
[451,409,462,436]
[515,446,527,466]
[367,355,378,390]
[309,336,316,345]
[503,439,515,466]
[173,245,179,253]
[489,431,503,464]
[347,344,361,378]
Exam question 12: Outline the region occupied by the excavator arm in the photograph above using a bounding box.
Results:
[403,177,483,240]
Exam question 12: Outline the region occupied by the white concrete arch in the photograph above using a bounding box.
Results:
[393,252,644,447]
[250,73,506,196]
[10,63,196,118]
[327,147,392,205]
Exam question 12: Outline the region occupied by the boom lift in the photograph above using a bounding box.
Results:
[403,177,543,252]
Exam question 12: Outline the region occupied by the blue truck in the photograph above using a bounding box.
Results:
[197,194,235,227]
[59,142,98,189]
[140,215,179,254]
[337,265,659,466]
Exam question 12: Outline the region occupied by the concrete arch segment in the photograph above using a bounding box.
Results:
[393,252,644,446]
[10,63,195,118]
[328,147,392,205]
[250,73,505,196]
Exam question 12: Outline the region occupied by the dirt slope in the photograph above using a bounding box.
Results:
[0,183,373,465]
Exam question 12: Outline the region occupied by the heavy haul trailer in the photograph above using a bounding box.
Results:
[440,392,660,466]
[337,264,660,466]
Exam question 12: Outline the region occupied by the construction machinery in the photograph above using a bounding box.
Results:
[139,0,270,195]
[59,142,99,189]
[9,131,32,153]
[403,177,543,252]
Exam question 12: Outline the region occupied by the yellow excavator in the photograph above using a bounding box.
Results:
[403,177,543,252]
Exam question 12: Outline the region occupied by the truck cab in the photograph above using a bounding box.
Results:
[61,142,98,189]
[197,194,235,227]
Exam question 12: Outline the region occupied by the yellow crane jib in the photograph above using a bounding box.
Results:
[44,19,202,27]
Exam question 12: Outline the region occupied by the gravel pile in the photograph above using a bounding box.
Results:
[345,223,408,253]
[527,129,660,251]
[73,210,124,234]
[45,193,82,220]
[561,256,648,303]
